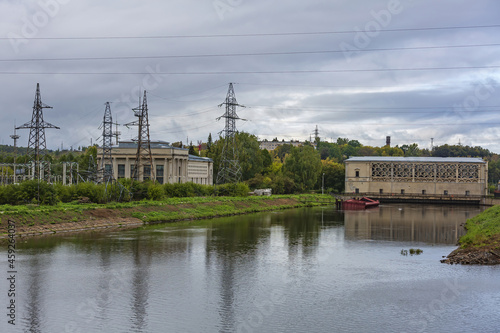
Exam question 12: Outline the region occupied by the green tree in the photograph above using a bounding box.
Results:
[260,149,272,172]
[284,145,322,191]
[207,132,264,182]
[236,132,264,180]
[320,159,345,193]
[273,144,293,162]
[207,133,213,152]
[400,143,421,157]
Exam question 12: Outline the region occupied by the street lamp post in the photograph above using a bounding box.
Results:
[322,173,325,195]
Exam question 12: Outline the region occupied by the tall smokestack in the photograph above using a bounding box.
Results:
[386,136,391,147]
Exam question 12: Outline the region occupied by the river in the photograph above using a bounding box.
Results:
[1,204,499,333]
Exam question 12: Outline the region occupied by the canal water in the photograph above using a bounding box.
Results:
[1,204,499,333]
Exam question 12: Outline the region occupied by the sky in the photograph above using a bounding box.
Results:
[1,0,499,153]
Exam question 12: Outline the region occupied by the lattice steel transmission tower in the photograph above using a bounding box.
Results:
[216,83,245,184]
[16,83,60,182]
[98,102,117,183]
[313,125,319,142]
[125,91,155,182]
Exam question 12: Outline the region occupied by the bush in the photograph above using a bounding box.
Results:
[147,183,165,200]
[54,182,78,203]
[17,180,58,205]
[215,183,249,197]
[130,180,152,200]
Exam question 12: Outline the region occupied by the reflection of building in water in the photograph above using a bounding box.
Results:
[345,157,488,196]
[344,205,479,244]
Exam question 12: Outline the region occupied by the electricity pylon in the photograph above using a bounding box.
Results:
[216,83,245,184]
[16,83,60,182]
[125,91,155,182]
[98,102,117,183]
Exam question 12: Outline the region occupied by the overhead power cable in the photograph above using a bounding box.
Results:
[2,24,500,40]
[1,65,499,76]
[1,43,499,62]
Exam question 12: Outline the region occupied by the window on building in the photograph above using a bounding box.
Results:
[422,190,426,195]
[379,189,383,194]
[105,164,112,174]
[401,189,405,195]
[118,164,125,179]
[355,170,360,178]
[355,188,359,194]
[444,190,448,195]
[156,165,164,184]
[178,166,181,183]
[465,190,470,196]
[130,165,135,179]
[143,165,151,181]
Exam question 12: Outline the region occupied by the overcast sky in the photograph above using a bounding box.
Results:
[1,0,499,153]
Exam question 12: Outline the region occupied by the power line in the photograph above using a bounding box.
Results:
[2,24,500,40]
[1,65,499,75]
[252,120,500,126]
[239,82,499,89]
[2,43,499,62]
[250,105,500,113]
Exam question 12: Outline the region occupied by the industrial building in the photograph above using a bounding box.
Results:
[97,141,213,185]
[345,156,488,197]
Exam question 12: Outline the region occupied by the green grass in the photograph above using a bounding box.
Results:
[1,194,334,228]
[459,205,500,248]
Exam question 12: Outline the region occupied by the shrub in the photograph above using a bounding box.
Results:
[215,183,249,197]
[16,180,58,205]
[54,182,78,203]
[147,183,165,200]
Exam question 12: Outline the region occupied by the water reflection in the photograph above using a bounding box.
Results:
[22,257,43,333]
[7,204,493,333]
[130,239,151,332]
[344,204,485,244]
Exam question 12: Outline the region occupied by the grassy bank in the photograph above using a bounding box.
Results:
[459,205,500,248]
[0,194,334,237]
[442,205,500,265]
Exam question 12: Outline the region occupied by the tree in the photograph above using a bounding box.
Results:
[260,149,272,172]
[284,145,322,191]
[320,159,345,193]
[236,132,264,180]
[400,143,420,157]
[207,132,264,182]
[273,144,293,162]
[207,133,213,152]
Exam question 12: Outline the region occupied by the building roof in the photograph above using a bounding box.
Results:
[118,141,187,150]
[345,156,486,164]
[189,154,213,162]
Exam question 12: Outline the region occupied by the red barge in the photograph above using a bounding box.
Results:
[342,197,380,210]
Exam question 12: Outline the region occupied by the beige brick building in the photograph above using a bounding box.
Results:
[97,141,213,185]
[345,157,488,196]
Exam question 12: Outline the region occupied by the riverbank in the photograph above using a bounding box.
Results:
[441,205,500,265]
[0,194,333,238]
